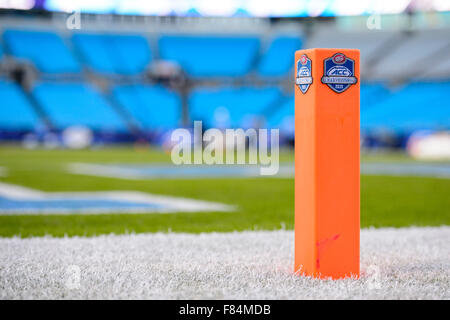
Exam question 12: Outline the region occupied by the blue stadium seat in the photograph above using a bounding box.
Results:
[159,35,259,77]
[0,81,40,131]
[32,83,127,132]
[112,85,181,131]
[72,34,151,75]
[189,87,282,128]
[258,36,302,77]
[360,83,389,110]
[266,95,294,136]
[3,29,80,74]
[361,82,450,132]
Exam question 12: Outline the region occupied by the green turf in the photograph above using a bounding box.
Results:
[0,146,448,237]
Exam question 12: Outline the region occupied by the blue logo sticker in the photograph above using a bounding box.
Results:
[321,53,357,93]
[296,54,313,94]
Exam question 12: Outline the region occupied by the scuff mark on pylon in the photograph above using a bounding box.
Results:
[316,234,340,269]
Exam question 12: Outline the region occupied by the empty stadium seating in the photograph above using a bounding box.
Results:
[370,30,450,81]
[189,87,282,128]
[361,82,450,132]
[159,35,260,77]
[258,36,302,77]
[112,85,181,131]
[360,83,390,110]
[305,28,400,80]
[420,53,450,79]
[0,22,449,145]
[72,33,152,75]
[266,95,294,136]
[0,81,40,131]
[3,29,81,74]
[32,83,127,132]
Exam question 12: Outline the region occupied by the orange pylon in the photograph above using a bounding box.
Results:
[294,48,360,279]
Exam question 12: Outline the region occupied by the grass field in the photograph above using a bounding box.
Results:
[0,145,449,237]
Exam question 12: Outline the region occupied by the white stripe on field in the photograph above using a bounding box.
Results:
[67,162,450,180]
[0,182,234,215]
[0,227,448,299]
[67,162,295,179]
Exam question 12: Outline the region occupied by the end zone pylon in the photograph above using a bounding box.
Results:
[294,48,360,279]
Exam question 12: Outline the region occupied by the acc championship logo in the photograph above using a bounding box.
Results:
[296,54,312,94]
[321,53,357,93]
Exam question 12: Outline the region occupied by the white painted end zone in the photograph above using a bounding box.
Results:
[0,182,234,215]
[0,227,448,299]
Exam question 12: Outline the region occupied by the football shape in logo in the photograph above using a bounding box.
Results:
[332,53,346,64]
[296,54,313,94]
[300,55,308,65]
[321,53,357,93]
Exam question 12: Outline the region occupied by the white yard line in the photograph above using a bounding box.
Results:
[0,182,45,199]
[0,227,448,299]
[0,182,234,215]
[361,163,450,178]
[68,163,145,180]
[67,162,296,179]
[67,162,450,180]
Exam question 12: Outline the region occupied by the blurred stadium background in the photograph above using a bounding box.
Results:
[0,0,448,154]
[0,0,449,300]
[0,0,449,234]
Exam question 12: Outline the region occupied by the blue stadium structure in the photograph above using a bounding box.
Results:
[32,82,127,132]
[266,94,294,136]
[361,82,450,133]
[72,33,152,75]
[159,35,260,77]
[189,87,282,128]
[3,29,81,74]
[112,85,181,131]
[258,36,302,77]
[0,18,449,147]
[0,81,40,131]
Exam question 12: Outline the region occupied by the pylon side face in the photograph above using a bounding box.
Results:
[294,48,360,279]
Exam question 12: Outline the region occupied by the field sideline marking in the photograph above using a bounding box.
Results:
[0,182,234,215]
[67,162,295,179]
[66,162,450,180]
